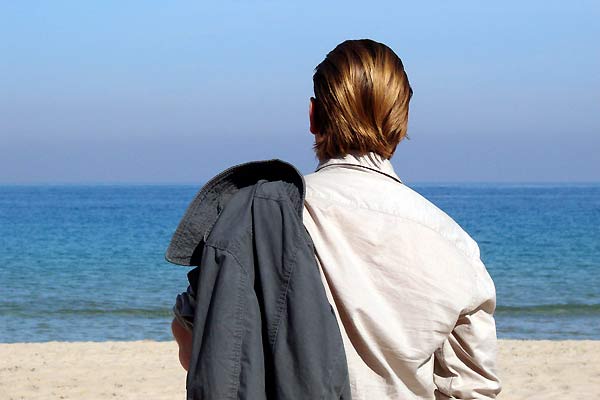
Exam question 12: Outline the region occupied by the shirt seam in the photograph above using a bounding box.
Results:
[314,162,403,184]
[304,193,480,265]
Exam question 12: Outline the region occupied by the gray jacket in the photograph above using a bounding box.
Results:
[166,159,351,400]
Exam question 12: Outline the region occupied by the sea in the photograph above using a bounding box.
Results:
[1,183,599,343]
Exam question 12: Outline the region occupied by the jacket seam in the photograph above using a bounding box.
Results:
[270,252,295,352]
[204,243,248,399]
[250,185,290,348]
[252,192,305,350]
[268,209,299,352]
[204,243,250,277]
[254,194,310,248]
[258,195,346,397]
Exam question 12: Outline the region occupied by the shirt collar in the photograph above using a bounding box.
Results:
[315,151,403,184]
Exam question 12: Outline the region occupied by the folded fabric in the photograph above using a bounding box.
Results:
[166,159,352,400]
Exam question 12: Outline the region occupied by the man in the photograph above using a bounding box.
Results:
[173,38,501,399]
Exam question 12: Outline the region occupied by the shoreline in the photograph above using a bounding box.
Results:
[1,340,599,399]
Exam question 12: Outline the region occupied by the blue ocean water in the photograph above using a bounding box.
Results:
[1,183,599,342]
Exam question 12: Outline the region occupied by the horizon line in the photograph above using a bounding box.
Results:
[2,180,600,186]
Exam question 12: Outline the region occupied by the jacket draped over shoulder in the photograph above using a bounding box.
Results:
[166,160,351,400]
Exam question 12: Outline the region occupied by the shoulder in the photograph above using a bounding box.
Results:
[304,170,482,262]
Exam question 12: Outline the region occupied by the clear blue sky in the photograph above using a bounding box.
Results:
[1,1,598,183]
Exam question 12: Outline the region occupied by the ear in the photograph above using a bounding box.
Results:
[309,97,319,135]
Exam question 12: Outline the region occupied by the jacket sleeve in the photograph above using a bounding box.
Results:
[433,262,502,399]
[172,267,200,333]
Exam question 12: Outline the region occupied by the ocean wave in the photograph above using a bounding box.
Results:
[496,303,600,315]
[0,306,173,318]
[4,303,599,319]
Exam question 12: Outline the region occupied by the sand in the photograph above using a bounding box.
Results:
[1,340,598,399]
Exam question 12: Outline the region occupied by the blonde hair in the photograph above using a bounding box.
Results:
[312,39,413,160]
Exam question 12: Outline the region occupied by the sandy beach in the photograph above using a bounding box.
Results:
[1,340,598,399]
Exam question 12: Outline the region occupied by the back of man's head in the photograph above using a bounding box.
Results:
[312,39,413,160]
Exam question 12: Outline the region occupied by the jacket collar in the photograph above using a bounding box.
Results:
[315,151,403,184]
[165,159,305,266]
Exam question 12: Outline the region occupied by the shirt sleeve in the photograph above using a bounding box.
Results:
[172,266,200,333]
[433,266,502,399]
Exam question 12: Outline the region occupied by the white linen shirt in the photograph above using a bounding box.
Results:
[302,152,501,399]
